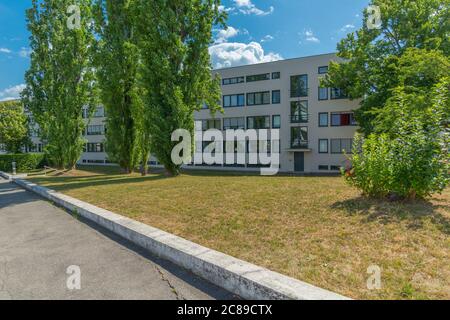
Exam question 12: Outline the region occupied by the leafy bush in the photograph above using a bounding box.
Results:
[345,80,450,200]
[0,154,46,173]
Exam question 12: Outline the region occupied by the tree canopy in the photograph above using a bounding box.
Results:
[0,100,29,154]
[324,0,450,135]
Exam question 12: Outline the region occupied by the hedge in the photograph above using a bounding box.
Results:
[0,154,46,173]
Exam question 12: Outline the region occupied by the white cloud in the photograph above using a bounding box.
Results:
[0,84,26,102]
[340,24,355,32]
[261,35,274,43]
[233,0,274,16]
[0,48,12,54]
[209,42,282,69]
[218,5,235,14]
[303,29,320,43]
[214,26,240,44]
[19,47,32,58]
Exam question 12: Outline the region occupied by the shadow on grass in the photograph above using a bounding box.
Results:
[28,173,171,192]
[331,196,450,235]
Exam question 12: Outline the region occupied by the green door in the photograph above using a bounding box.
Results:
[294,152,304,172]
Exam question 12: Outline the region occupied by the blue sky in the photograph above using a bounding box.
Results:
[0,0,369,101]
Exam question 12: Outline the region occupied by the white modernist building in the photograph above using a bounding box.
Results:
[28,53,359,173]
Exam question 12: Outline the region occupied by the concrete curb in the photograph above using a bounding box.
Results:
[0,171,27,181]
[6,174,350,300]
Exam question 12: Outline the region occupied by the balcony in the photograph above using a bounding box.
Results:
[290,88,309,98]
[290,114,309,123]
[290,140,309,149]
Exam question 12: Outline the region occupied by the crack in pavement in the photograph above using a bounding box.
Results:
[154,265,185,300]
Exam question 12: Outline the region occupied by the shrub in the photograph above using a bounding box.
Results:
[0,153,46,173]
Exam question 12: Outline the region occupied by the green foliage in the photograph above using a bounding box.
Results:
[22,0,98,169]
[135,0,225,176]
[93,0,149,174]
[0,100,30,153]
[324,0,449,135]
[345,81,450,199]
[0,153,46,173]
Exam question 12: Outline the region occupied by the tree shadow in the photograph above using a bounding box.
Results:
[331,196,450,235]
[27,173,171,192]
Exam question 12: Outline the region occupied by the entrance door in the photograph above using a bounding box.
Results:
[294,152,304,172]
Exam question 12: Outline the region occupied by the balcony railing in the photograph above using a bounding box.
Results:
[291,140,309,149]
[290,114,309,123]
[290,88,309,98]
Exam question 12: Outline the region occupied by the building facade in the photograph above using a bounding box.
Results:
[26,53,359,173]
[195,53,359,173]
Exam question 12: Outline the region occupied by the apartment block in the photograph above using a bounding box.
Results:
[24,53,359,173]
[194,53,359,173]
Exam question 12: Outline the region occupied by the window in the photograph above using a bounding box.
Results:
[330,165,341,171]
[319,139,329,153]
[319,113,329,127]
[331,112,357,126]
[223,117,245,130]
[247,116,270,129]
[272,90,281,104]
[222,76,245,85]
[318,87,328,100]
[246,73,270,82]
[331,139,353,154]
[291,127,308,148]
[330,88,347,99]
[272,115,281,129]
[290,101,308,123]
[318,66,329,74]
[85,143,104,153]
[272,72,280,79]
[93,107,105,118]
[290,74,308,97]
[318,165,329,171]
[86,125,104,135]
[247,91,270,106]
[223,94,245,107]
[202,119,221,131]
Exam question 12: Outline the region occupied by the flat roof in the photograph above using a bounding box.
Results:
[212,52,337,72]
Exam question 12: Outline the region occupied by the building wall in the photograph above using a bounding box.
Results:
[195,53,360,173]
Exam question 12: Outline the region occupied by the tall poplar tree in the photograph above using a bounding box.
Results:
[22,0,97,169]
[93,0,149,174]
[136,0,224,176]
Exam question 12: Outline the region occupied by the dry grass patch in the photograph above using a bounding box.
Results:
[28,166,450,300]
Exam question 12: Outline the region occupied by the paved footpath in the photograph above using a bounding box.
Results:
[0,178,235,300]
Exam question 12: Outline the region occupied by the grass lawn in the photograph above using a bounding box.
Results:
[28,166,449,300]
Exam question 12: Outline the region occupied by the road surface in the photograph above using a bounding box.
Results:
[0,178,235,300]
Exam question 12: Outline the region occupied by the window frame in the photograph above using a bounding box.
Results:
[318,66,329,74]
[223,94,245,108]
[247,116,270,130]
[272,90,281,104]
[246,73,271,83]
[247,91,271,106]
[290,74,308,98]
[318,139,329,154]
[319,112,329,127]
[272,115,281,129]
[318,87,329,100]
